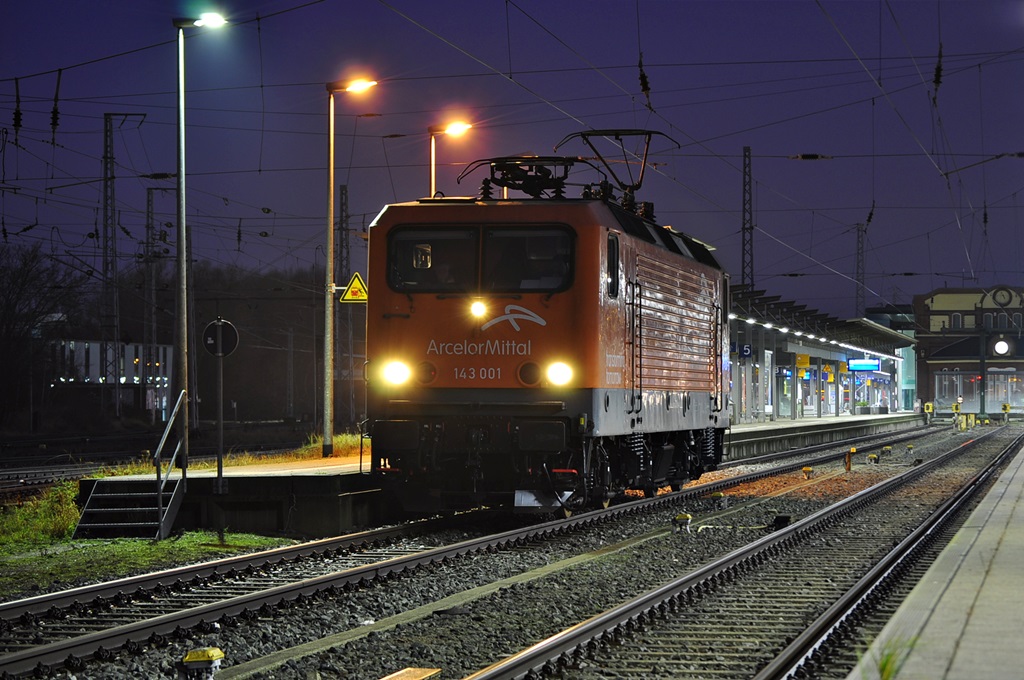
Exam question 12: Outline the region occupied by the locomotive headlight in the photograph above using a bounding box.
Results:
[546,361,573,386]
[382,361,412,385]
[470,300,487,318]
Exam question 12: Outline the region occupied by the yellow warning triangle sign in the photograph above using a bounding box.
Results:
[340,272,368,303]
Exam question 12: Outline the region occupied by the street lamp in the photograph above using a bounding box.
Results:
[324,78,377,457]
[429,121,472,197]
[172,13,226,466]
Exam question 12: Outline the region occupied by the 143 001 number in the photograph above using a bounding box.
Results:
[453,367,501,380]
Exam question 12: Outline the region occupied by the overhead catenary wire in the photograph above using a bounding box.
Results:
[1,2,1019,312]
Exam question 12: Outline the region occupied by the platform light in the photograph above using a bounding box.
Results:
[429,120,473,196]
[324,76,378,456]
[172,10,229,462]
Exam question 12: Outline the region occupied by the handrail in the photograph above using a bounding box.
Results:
[153,390,187,532]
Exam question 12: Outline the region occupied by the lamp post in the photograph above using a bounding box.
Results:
[428,121,472,197]
[324,78,376,457]
[172,12,226,466]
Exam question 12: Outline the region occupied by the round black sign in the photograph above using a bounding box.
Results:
[203,319,239,357]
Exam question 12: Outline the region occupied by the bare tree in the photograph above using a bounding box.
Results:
[0,244,88,429]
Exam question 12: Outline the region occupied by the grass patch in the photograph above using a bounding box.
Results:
[859,636,915,680]
[0,481,81,550]
[0,529,294,600]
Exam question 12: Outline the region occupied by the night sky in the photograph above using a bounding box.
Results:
[2,1,1022,320]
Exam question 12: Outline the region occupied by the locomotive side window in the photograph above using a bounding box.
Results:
[388,228,478,292]
[607,233,619,298]
[482,227,573,293]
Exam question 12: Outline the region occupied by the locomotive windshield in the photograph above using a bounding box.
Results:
[388,225,573,294]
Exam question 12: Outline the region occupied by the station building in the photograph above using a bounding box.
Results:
[728,284,916,424]
[913,285,1024,417]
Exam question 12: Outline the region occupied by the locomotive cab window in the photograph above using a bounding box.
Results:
[482,226,573,293]
[388,227,479,292]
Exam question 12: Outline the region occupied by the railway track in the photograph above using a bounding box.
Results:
[0,426,971,678]
[468,426,1021,679]
[0,513,499,676]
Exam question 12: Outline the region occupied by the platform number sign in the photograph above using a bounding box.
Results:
[730,342,753,358]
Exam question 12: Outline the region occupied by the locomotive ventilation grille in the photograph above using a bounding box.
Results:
[637,254,718,391]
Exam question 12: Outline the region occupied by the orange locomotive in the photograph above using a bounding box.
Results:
[364,130,730,513]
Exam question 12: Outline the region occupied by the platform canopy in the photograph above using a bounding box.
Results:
[730,284,915,358]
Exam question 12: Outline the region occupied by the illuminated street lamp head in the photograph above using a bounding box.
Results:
[327,78,378,94]
[173,13,227,28]
[195,13,227,27]
[346,79,377,93]
[445,121,472,136]
[430,121,472,137]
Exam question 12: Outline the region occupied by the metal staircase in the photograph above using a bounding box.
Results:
[73,391,189,540]
[73,477,183,539]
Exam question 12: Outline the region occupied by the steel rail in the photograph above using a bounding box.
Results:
[0,520,433,623]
